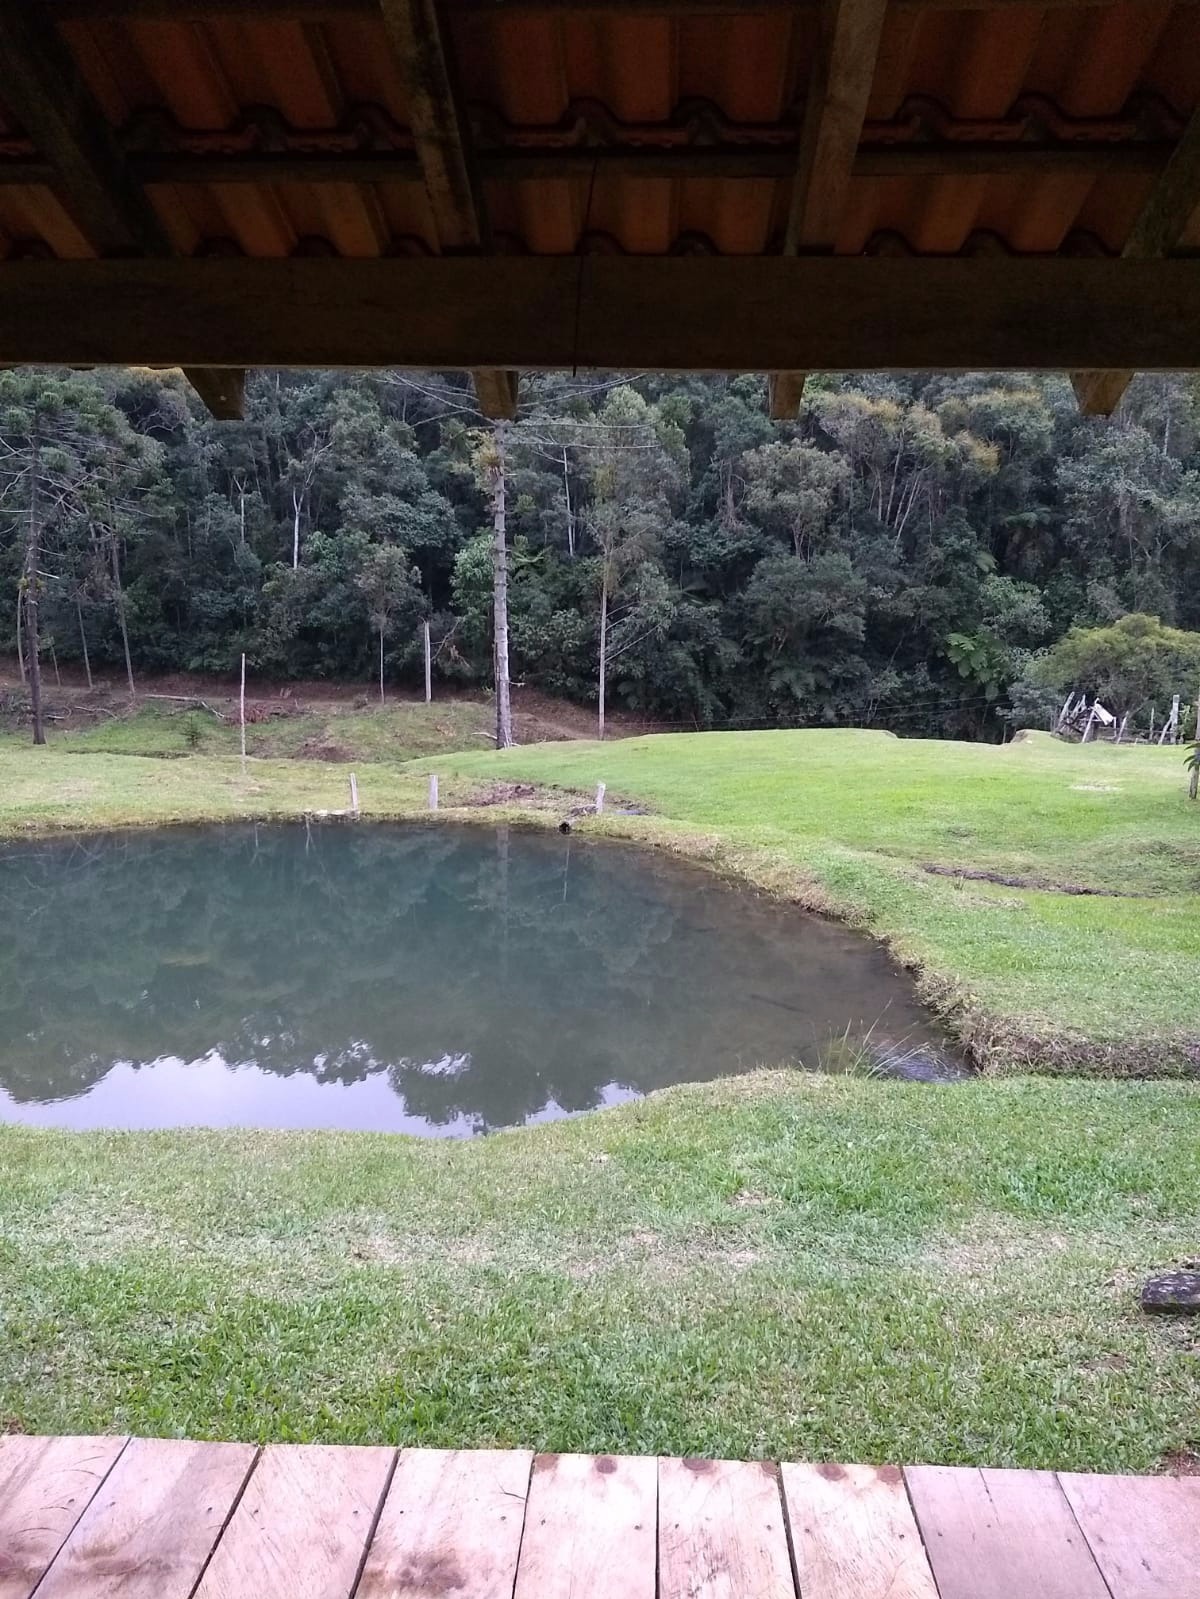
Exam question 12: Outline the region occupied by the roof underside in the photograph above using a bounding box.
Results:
[1,0,1199,416]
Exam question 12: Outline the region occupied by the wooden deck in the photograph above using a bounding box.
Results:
[1,1437,1198,1599]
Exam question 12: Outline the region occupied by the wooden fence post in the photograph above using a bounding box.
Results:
[239,652,246,774]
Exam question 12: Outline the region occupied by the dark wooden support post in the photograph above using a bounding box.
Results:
[0,2,244,419]
[184,368,247,421]
[378,0,519,418]
[1072,109,1200,417]
[770,0,889,420]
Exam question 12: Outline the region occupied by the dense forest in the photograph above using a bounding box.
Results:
[3,365,1200,741]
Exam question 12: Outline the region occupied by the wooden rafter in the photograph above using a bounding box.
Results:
[378,0,518,418]
[770,0,889,420]
[3,257,1199,372]
[183,368,248,420]
[38,0,1200,15]
[0,2,244,417]
[0,140,1173,190]
[1072,108,1200,417]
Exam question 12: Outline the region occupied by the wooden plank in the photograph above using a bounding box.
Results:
[356,1448,532,1599]
[184,368,246,421]
[68,142,1168,189]
[1071,107,1200,414]
[2,256,1200,374]
[659,1457,794,1599]
[0,1434,127,1599]
[785,0,889,254]
[42,0,1200,16]
[513,1452,657,1599]
[0,3,240,420]
[1059,1470,1200,1599]
[192,1444,395,1599]
[378,0,484,253]
[768,372,808,421]
[34,1436,257,1599]
[0,4,168,258]
[773,0,888,416]
[783,1461,938,1599]
[377,0,518,414]
[472,369,519,420]
[1072,370,1134,417]
[905,1465,1112,1599]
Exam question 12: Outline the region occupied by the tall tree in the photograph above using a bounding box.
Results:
[584,387,684,737]
[0,371,161,741]
[354,543,424,703]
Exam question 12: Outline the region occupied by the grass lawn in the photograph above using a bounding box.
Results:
[2,721,1196,1072]
[47,697,500,764]
[436,730,1200,1075]
[0,721,1197,1467]
[2,1072,1198,1470]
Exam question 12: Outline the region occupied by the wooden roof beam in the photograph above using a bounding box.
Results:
[377,0,518,418]
[38,0,1200,16]
[771,0,888,420]
[1071,108,1200,417]
[4,257,1200,371]
[182,367,246,420]
[0,2,244,420]
[0,142,1176,189]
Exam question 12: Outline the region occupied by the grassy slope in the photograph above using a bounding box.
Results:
[2,1073,1197,1469]
[38,698,498,763]
[435,730,1200,1072]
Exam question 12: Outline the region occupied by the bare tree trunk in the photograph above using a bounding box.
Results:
[24,433,45,744]
[491,426,513,750]
[110,537,135,698]
[379,629,385,704]
[15,590,25,686]
[49,636,60,686]
[562,446,575,557]
[76,597,93,690]
[292,487,302,570]
[423,619,432,704]
[598,560,608,741]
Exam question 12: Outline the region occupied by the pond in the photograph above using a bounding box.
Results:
[0,824,959,1136]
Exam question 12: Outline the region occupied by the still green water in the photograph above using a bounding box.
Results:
[0,824,952,1134]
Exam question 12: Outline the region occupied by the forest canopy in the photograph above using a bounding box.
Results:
[3,366,1200,741]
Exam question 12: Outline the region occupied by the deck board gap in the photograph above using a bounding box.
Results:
[1051,1474,1116,1599]
[503,1450,536,1599]
[20,1436,133,1599]
[184,1444,263,1599]
[346,1449,402,1599]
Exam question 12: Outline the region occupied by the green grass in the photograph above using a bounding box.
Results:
[1,1073,1197,1468]
[433,730,1200,1074]
[44,698,497,763]
[2,724,1197,1070]
[0,724,1198,1466]
[0,744,436,835]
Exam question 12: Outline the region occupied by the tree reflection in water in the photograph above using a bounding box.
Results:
[0,824,945,1133]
